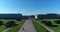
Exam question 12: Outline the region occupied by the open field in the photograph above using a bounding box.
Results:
[32,20,48,32]
[38,19,60,32]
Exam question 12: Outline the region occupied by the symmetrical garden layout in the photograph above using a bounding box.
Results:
[0,19,48,32]
[0,19,25,32]
[0,19,60,32]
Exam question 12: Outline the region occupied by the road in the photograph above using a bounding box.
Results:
[18,19,36,32]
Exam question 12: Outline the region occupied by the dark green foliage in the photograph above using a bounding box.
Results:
[52,25,58,27]
[42,20,58,27]
[45,21,52,26]
[41,20,46,23]
[55,20,60,24]
[16,19,21,21]
[41,21,53,26]
[0,21,3,25]
[36,19,38,21]
[5,21,17,27]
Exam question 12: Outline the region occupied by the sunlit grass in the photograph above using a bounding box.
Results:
[32,20,48,32]
[38,19,60,32]
[8,20,25,32]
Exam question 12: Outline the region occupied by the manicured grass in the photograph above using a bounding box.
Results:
[8,20,25,32]
[32,20,48,32]
[48,20,60,32]
[0,19,8,32]
[38,19,58,25]
[38,19,60,32]
[48,25,60,32]
[0,25,6,32]
[0,19,17,24]
[0,19,19,32]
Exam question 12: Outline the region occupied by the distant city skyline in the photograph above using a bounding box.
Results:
[0,0,60,15]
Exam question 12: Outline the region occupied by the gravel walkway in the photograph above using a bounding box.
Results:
[18,19,36,32]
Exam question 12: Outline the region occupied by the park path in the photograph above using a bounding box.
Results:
[18,19,36,32]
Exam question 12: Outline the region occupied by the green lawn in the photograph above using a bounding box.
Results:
[48,20,60,32]
[8,20,25,32]
[38,19,60,32]
[0,19,22,32]
[0,19,8,32]
[0,25,6,32]
[32,20,48,32]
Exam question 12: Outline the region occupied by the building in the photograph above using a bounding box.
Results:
[22,16,29,19]
[0,14,22,19]
[22,15,35,19]
[37,14,46,19]
[37,14,58,19]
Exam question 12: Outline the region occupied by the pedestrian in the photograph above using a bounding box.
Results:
[22,28,24,30]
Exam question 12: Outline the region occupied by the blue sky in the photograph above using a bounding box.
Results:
[0,0,60,15]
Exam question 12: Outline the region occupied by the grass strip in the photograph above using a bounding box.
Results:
[32,20,48,32]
